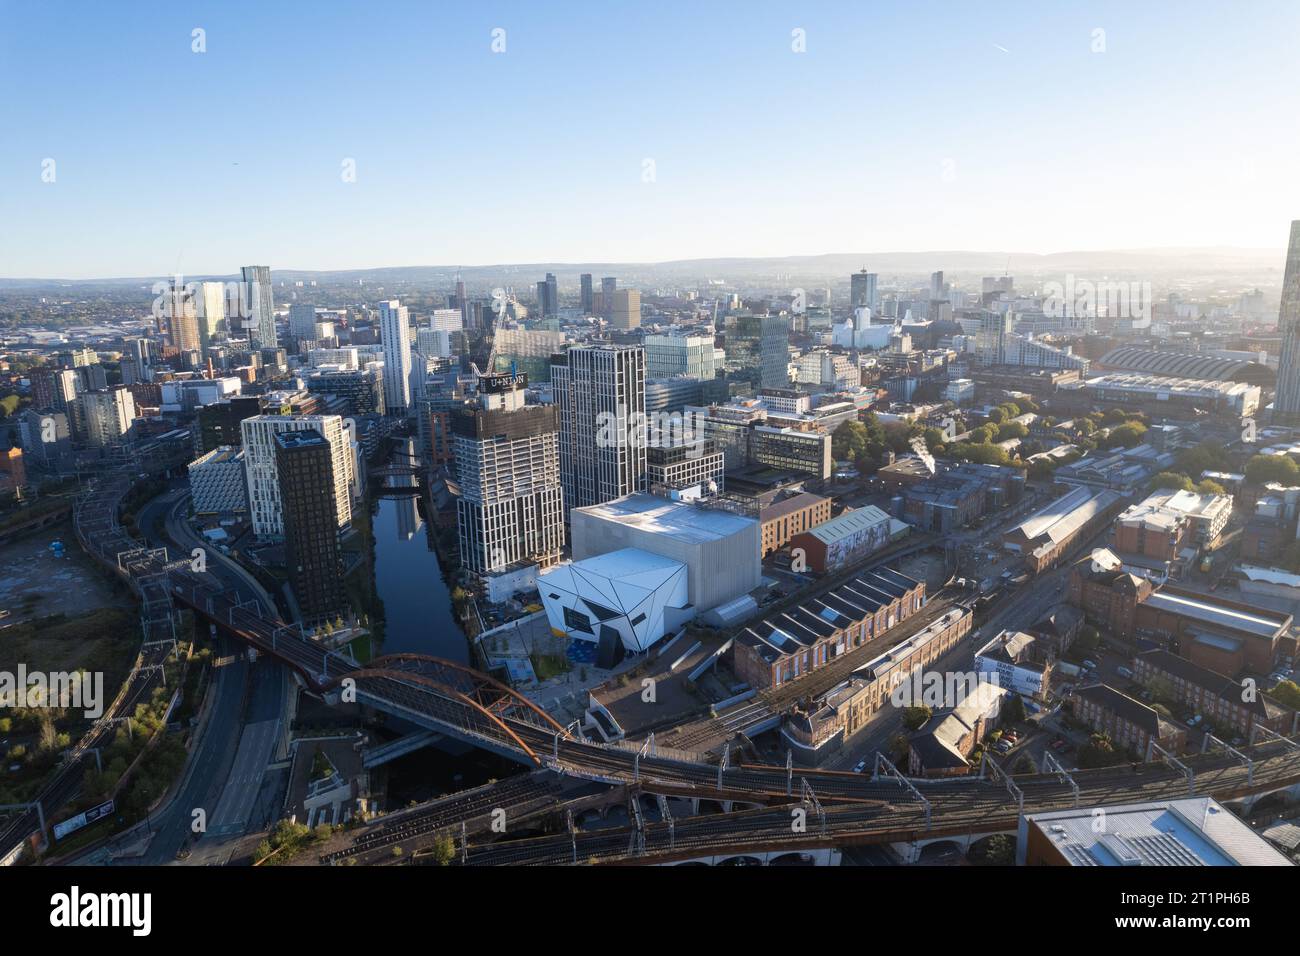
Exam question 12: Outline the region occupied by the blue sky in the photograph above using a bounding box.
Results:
[2,0,1298,278]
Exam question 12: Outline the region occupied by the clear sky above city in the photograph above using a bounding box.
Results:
[2,0,1298,278]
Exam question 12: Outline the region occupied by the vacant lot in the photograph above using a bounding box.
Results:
[0,606,139,690]
[0,519,130,625]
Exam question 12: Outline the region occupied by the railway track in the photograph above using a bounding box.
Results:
[454,738,1300,865]
[321,773,563,863]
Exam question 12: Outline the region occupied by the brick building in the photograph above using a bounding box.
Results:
[778,608,973,764]
[1067,551,1154,639]
[1133,587,1290,676]
[907,680,1007,777]
[758,492,832,558]
[1071,683,1186,757]
[1132,649,1296,738]
[787,505,893,574]
[733,567,927,690]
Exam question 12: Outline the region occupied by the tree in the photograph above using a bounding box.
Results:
[986,407,1006,425]
[1002,695,1026,724]
[969,833,1016,866]
[1195,479,1226,496]
[832,419,870,461]
[1073,626,1100,659]
[1077,732,1125,769]
[1245,454,1300,486]
[948,442,1012,466]
[997,421,1028,442]
[1076,418,1096,436]
[1176,441,1229,478]
[1106,421,1148,449]
[902,706,931,730]
[887,732,911,763]
[1268,680,1300,710]
[430,833,456,866]
[999,402,1021,420]
[1028,460,1055,482]
[1150,471,1193,492]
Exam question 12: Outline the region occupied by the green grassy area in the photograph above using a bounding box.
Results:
[347,633,373,664]
[530,652,571,681]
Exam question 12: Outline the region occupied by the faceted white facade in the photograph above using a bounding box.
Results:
[538,548,689,653]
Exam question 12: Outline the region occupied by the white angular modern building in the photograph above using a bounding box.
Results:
[570,493,760,614]
[538,548,689,654]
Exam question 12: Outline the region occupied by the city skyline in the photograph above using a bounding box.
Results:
[6,0,1300,890]
[3,0,1299,278]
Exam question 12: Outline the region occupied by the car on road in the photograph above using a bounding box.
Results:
[853,759,868,774]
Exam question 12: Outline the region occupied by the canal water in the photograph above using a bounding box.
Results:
[368,487,466,663]
[367,462,526,800]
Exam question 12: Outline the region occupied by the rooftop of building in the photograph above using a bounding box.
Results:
[540,546,685,586]
[908,679,1006,770]
[1095,346,1274,385]
[190,445,243,466]
[1139,488,1233,522]
[1135,648,1289,720]
[1083,371,1257,399]
[1073,682,1174,737]
[758,491,830,522]
[976,630,1041,667]
[273,428,327,449]
[574,492,756,544]
[854,608,967,681]
[738,567,925,663]
[1007,486,1121,546]
[801,506,892,545]
[1025,796,1291,866]
[1142,587,1290,640]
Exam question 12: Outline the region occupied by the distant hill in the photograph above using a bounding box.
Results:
[0,246,1285,289]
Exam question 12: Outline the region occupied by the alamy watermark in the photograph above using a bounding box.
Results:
[1042,274,1151,323]
[889,667,1000,710]
[595,405,706,457]
[0,665,104,719]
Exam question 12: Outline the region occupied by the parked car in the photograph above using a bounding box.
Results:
[1116,666,1134,680]
[1081,660,1098,672]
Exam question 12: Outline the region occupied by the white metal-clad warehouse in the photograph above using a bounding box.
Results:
[570,493,761,613]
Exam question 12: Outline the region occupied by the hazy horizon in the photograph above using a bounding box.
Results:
[0,243,1292,285]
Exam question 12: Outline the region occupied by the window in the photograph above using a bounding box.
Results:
[582,599,621,623]
[563,606,593,634]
